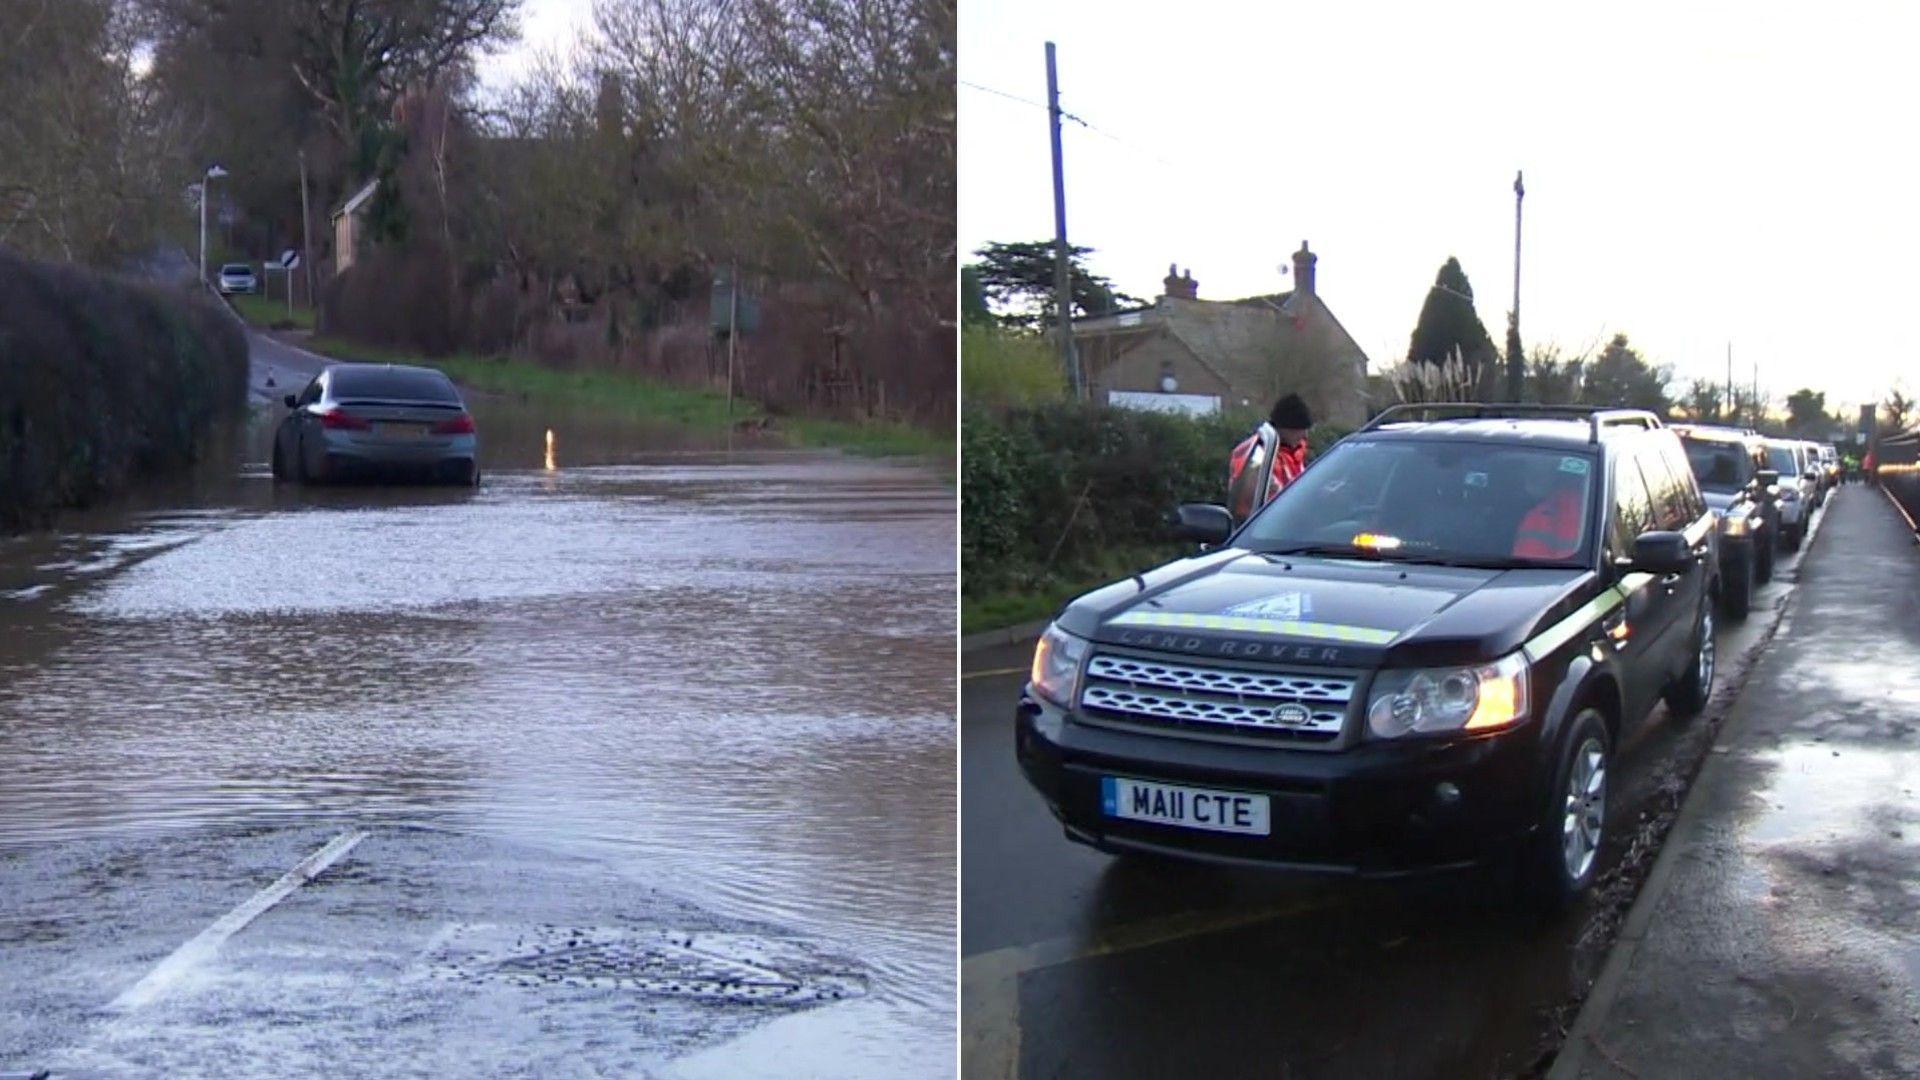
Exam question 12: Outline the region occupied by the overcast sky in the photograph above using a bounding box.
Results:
[480,0,596,89]
[959,0,1920,414]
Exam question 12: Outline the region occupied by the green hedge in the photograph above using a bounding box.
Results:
[962,402,1348,606]
[0,248,248,529]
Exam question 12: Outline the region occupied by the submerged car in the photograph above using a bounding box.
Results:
[271,363,479,486]
[1017,405,1718,906]
[217,262,257,294]
[1675,424,1778,619]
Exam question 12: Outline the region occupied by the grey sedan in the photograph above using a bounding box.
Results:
[271,363,480,485]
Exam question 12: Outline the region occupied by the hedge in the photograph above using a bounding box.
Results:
[962,401,1348,601]
[0,247,249,529]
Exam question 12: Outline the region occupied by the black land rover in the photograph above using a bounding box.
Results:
[1673,423,1779,619]
[1016,404,1720,905]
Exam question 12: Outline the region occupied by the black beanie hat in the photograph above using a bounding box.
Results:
[1270,393,1313,430]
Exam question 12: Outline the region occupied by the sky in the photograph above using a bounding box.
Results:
[959,0,1920,415]
[478,0,597,89]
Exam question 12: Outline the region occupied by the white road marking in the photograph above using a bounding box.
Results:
[109,830,367,1012]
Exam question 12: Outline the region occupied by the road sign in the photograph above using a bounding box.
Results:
[279,249,300,269]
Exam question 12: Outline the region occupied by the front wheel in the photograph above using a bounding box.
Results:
[1756,533,1775,583]
[1666,602,1715,719]
[1516,708,1611,910]
[1783,520,1804,552]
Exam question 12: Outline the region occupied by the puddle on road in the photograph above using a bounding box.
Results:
[1746,743,1920,846]
[0,424,954,1075]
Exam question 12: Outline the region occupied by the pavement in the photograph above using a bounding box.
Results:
[960,504,1820,1078]
[1551,485,1920,1078]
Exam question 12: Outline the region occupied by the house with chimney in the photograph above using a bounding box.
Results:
[1072,241,1371,426]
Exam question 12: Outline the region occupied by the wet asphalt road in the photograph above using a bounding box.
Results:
[0,331,955,1077]
[961,499,1829,1079]
[1557,487,1920,1077]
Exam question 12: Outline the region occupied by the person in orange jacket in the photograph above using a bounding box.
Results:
[1227,393,1313,518]
[1512,460,1587,560]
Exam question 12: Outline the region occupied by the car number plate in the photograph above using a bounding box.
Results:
[375,422,429,439]
[1101,776,1270,836]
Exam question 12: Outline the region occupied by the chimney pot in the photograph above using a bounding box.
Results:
[1162,263,1198,300]
[1292,241,1317,299]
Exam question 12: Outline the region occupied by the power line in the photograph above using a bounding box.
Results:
[960,80,1178,170]
[960,80,1046,111]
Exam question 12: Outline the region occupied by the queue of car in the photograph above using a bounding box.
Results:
[1016,404,1837,911]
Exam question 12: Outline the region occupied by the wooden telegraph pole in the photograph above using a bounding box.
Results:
[1046,42,1082,399]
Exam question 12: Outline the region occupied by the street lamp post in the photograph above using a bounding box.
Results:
[198,164,228,287]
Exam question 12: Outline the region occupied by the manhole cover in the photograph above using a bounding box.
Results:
[425,924,865,1005]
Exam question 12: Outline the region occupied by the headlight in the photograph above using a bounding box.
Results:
[1367,652,1530,738]
[1029,623,1089,706]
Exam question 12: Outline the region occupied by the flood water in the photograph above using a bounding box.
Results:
[0,405,955,1075]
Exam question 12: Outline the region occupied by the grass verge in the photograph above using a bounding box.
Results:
[229,292,315,331]
[305,336,950,461]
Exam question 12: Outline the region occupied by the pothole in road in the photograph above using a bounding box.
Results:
[425,923,866,1006]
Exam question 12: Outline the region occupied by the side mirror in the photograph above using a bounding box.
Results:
[1756,468,1779,487]
[1631,530,1692,575]
[284,394,299,409]
[1171,503,1234,546]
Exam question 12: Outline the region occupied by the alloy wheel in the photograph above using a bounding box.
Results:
[1561,737,1607,881]
[1697,609,1715,689]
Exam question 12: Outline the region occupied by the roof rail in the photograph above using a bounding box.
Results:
[1357,402,1663,444]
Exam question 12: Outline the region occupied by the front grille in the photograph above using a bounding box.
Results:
[1078,653,1356,746]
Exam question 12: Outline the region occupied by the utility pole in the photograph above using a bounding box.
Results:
[1045,41,1082,399]
[299,150,315,312]
[198,165,227,289]
[726,262,739,421]
[1507,171,1525,401]
[1752,361,1759,427]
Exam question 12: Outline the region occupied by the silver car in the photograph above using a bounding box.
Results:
[218,263,257,294]
[1763,438,1817,550]
[271,364,479,485]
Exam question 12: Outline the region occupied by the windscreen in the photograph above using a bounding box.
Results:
[1683,439,1750,491]
[330,367,461,404]
[1235,438,1597,567]
[1767,446,1800,475]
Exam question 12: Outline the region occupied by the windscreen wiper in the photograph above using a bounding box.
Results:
[1262,543,1396,560]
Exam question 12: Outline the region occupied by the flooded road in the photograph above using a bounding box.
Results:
[0,387,955,1076]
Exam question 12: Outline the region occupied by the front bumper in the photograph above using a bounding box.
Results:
[1015,693,1546,875]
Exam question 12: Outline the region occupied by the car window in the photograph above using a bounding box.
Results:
[297,377,323,406]
[329,367,461,404]
[1236,437,1596,567]
[1659,439,1707,521]
[1767,445,1799,475]
[1682,438,1750,492]
[1612,453,1656,550]
[1635,447,1689,532]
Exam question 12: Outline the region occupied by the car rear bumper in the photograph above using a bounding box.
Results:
[1015,693,1545,875]
[317,431,477,481]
